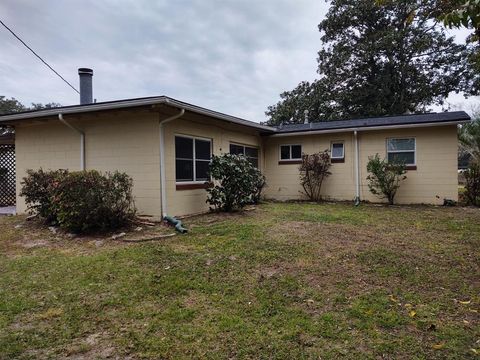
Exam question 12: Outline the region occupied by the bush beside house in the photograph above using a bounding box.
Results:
[299,150,332,202]
[463,164,480,206]
[206,154,265,212]
[21,169,136,234]
[366,154,407,205]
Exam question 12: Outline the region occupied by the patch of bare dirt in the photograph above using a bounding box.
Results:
[59,332,132,360]
[0,216,180,256]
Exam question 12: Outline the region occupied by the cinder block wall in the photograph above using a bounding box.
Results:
[263,125,459,205]
[15,110,162,218]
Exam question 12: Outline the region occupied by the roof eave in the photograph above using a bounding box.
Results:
[270,119,469,137]
[0,96,276,133]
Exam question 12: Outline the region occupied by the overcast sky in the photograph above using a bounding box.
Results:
[0,0,477,121]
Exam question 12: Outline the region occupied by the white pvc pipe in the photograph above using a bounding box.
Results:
[58,113,85,170]
[354,130,360,203]
[159,108,185,217]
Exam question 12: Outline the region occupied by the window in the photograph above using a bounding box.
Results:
[229,143,259,168]
[175,135,212,182]
[387,138,416,165]
[280,144,302,161]
[331,142,344,161]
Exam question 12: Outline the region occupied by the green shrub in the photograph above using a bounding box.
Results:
[21,169,136,233]
[251,166,267,205]
[206,154,266,212]
[463,164,480,206]
[299,150,332,202]
[20,169,68,223]
[366,154,407,205]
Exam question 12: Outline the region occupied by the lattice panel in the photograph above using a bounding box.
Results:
[0,144,15,206]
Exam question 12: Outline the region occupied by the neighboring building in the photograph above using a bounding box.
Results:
[0,70,470,217]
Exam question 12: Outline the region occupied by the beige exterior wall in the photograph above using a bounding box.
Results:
[15,121,82,214]
[15,110,162,217]
[358,126,459,204]
[14,110,459,218]
[263,125,459,205]
[163,114,263,216]
[264,132,355,201]
[15,110,263,218]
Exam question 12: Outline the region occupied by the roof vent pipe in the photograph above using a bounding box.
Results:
[78,68,93,104]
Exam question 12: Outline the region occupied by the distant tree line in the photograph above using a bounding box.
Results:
[266,0,480,126]
[0,96,60,136]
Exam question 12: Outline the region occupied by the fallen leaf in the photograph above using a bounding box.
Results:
[409,310,416,318]
[470,348,478,354]
[405,303,413,309]
[38,308,64,320]
[463,320,470,325]
[459,300,471,305]
[388,295,398,303]
[432,342,445,350]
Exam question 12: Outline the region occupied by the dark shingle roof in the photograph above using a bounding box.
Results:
[275,111,470,133]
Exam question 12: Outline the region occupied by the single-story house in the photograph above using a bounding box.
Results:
[0,71,470,218]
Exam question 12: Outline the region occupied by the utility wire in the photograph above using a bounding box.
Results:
[0,19,80,94]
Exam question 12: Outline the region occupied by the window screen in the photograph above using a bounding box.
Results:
[387,138,415,165]
[291,145,302,159]
[280,145,291,160]
[331,143,344,159]
[175,136,212,182]
[229,143,259,168]
[229,144,244,155]
[280,145,302,160]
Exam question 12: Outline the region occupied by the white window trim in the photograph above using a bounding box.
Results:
[386,137,416,166]
[175,134,212,183]
[330,141,345,159]
[279,144,302,161]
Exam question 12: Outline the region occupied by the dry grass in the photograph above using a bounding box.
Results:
[0,202,479,359]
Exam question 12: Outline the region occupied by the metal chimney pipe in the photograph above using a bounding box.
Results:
[78,68,93,104]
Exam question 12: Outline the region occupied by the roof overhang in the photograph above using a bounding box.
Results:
[0,96,276,133]
[0,97,471,137]
[269,120,469,137]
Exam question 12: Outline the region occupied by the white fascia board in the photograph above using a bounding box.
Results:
[269,120,468,137]
[0,96,275,132]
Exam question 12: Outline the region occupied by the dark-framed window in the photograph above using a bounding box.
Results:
[175,135,212,182]
[280,144,302,161]
[387,138,416,165]
[229,143,259,168]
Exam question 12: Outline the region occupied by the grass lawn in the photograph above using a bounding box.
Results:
[0,202,479,359]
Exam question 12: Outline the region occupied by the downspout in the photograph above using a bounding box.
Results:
[159,108,185,217]
[354,130,360,206]
[58,113,85,170]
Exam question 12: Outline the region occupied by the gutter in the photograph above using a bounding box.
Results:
[0,96,274,132]
[159,106,185,217]
[269,120,470,137]
[58,114,85,170]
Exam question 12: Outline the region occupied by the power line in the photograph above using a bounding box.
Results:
[0,19,80,94]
